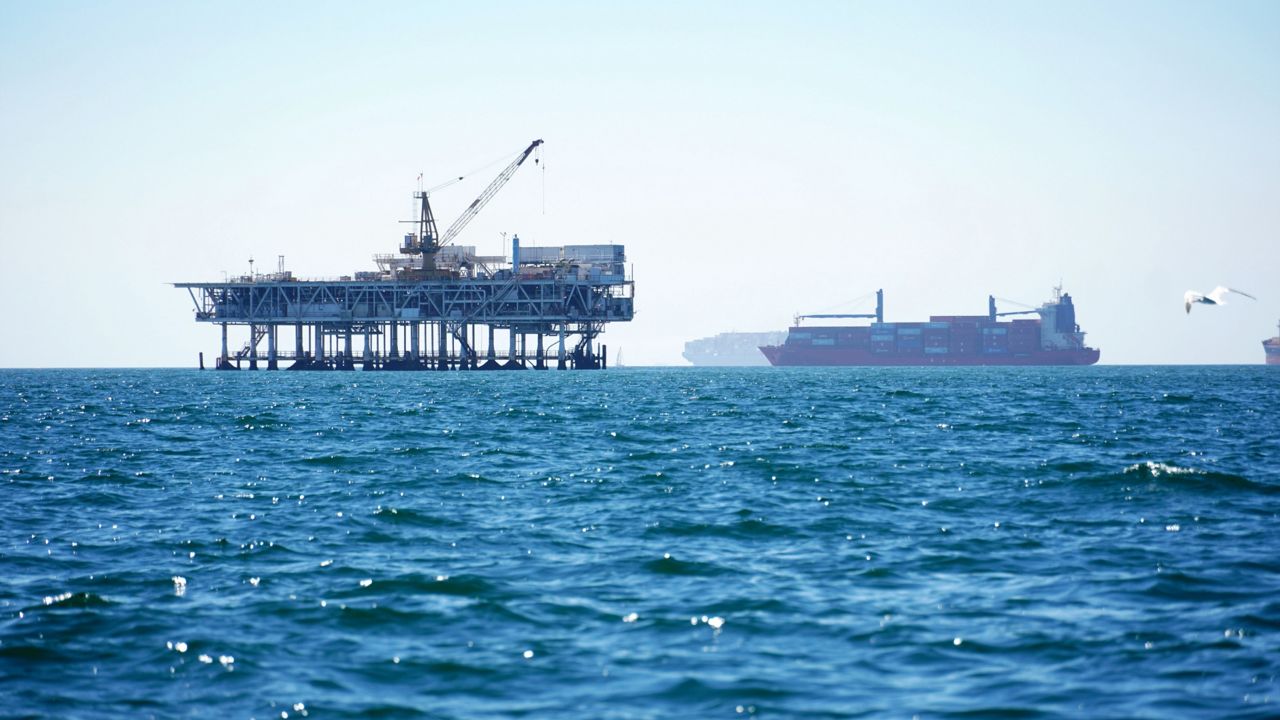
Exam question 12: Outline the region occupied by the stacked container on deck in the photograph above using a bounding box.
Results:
[870,324,895,354]
[939,317,980,356]
[1008,319,1040,355]
[923,322,949,355]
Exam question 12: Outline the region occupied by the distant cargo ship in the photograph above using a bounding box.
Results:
[683,331,787,366]
[761,287,1100,366]
[1265,321,1280,366]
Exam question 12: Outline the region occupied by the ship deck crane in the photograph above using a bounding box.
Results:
[988,295,1040,321]
[796,289,884,326]
[401,139,543,274]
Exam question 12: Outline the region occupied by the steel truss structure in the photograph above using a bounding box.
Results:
[175,274,634,371]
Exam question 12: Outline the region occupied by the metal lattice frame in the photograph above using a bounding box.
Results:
[175,276,633,370]
[177,278,632,326]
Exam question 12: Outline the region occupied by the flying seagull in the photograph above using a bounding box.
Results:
[1184,286,1256,314]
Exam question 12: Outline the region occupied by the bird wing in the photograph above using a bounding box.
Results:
[1206,286,1255,303]
[1185,299,1192,314]
[1184,290,1204,305]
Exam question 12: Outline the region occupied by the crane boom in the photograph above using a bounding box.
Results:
[988,295,1040,320]
[438,139,543,249]
[796,289,884,326]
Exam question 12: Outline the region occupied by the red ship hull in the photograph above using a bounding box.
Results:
[760,345,1099,366]
[1265,340,1280,366]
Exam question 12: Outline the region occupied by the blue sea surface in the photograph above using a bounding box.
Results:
[2,367,1278,718]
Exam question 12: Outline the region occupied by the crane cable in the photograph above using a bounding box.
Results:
[994,296,1035,310]
[810,290,877,315]
[422,147,525,196]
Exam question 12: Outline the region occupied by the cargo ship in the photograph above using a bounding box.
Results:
[760,287,1100,366]
[1265,321,1280,366]
[683,331,786,366]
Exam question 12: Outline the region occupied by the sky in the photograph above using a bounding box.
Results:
[1,0,1277,366]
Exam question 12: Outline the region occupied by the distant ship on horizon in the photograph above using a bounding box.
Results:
[683,331,787,366]
[1265,321,1280,366]
[761,287,1100,366]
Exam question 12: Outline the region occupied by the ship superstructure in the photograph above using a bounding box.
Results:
[760,287,1100,366]
[175,140,634,371]
[1265,321,1280,366]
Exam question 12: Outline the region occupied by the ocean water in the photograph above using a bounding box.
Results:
[2,366,1278,719]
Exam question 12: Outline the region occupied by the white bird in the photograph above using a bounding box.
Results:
[1184,286,1256,314]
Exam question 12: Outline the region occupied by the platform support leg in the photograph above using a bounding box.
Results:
[437,322,449,370]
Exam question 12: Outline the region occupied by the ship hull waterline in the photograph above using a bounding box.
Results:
[759,346,1100,367]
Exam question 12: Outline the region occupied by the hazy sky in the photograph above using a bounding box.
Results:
[2,1,1277,366]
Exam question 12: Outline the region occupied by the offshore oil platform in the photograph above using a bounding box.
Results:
[175,140,634,370]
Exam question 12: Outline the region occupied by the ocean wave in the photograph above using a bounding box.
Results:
[1120,461,1274,493]
[642,517,800,541]
[370,507,467,529]
[642,554,734,577]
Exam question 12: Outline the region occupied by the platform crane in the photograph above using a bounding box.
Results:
[401,139,543,275]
